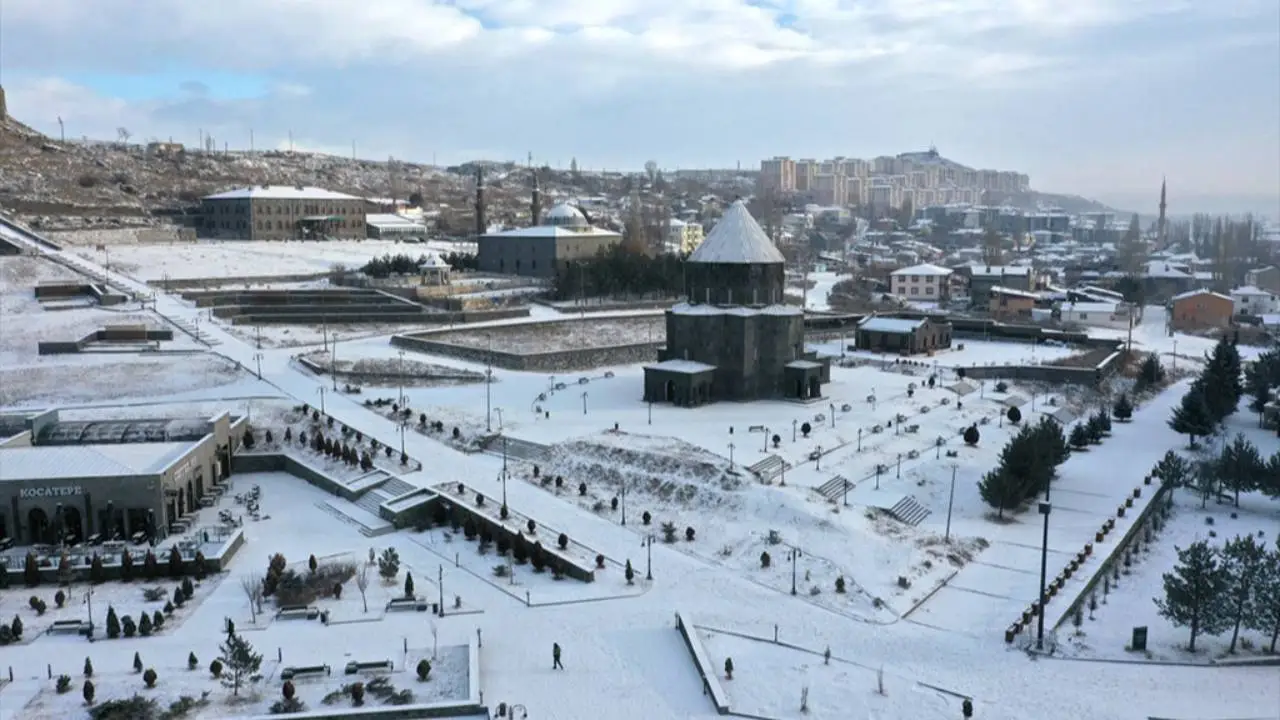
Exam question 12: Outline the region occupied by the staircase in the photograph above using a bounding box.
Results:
[166,316,221,346]
[882,495,932,527]
[354,488,395,517]
[815,475,852,502]
[314,501,394,537]
[380,477,417,498]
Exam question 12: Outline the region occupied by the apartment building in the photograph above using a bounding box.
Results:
[759,157,796,194]
[890,263,953,301]
[812,174,848,206]
[200,185,367,240]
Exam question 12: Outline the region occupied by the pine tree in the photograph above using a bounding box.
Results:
[218,630,263,696]
[404,572,415,599]
[1113,393,1134,421]
[1216,434,1263,507]
[1155,540,1231,652]
[1152,450,1191,489]
[1245,539,1280,653]
[1069,424,1090,449]
[106,606,121,639]
[1137,353,1164,390]
[978,469,1021,519]
[1201,338,1243,423]
[1221,534,1268,653]
[1168,386,1215,447]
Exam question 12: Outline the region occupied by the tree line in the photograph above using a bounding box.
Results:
[978,414,1071,518]
[552,245,687,301]
[1168,336,1243,449]
[360,252,477,278]
[1157,533,1280,653]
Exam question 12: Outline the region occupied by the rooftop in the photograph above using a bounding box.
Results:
[687,200,785,265]
[0,442,196,483]
[858,316,926,334]
[891,263,953,277]
[1172,289,1234,303]
[990,286,1040,300]
[670,303,802,317]
[1231,285,1273,297]
[644,359,716,375]
[971,265,1033,277]
[203,185,363,201]
[484,225,621,239]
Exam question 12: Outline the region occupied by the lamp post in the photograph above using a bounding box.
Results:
[500,437,509,507]
[788,546,802,595]
[857,427,862,452]
[945,464,958,543]
[829,403,836,428]
[643,534,654,580]
[485,335,494,432]
[728,442,735,468]
[316,386,326,415]
[792,419,797,442]
[397,350,406,406]
[398,421,407,457]
[647,401,652,425]
[252,353,263,380]
[620,478,627,526]
[438,564,445,617]
[581,391,588,415]
[761,427,769,453]
[1036,500,1052,650]
[193,315,200,342]
[84,587,95,638]
[332,337,339,391]
[814,446,821,471]
[255,325,262,349]
[896,453,902,479]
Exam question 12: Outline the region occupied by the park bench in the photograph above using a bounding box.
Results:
[275,605,320,621]
[385,597,428,613]
[343,660,393,675]
[280,664,330,680]
[47,620,85,635]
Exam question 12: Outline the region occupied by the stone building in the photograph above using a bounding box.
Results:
[477,203,622,278]
[855,316,952,355]
[643,200,829,405]
[0,410,242,547]
[200,185,368,241]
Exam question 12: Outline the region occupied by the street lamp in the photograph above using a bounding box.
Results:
[792,419,797,442]
[642,534,654,580]
[493,408,504,431]
[857,427,862,452]
[500,437,509,507]
[1036,500,1052,650]
[84,587,95,638]
[814,446,821,471]
[945,464,958,543]
[331,336,339,391]
[728,442,735,468]
[829,403,835,428]
[398,421,407,457]
[485,335,494,432]
[252,353,263,380]
[255,325,262,349]
[397,350,406,406]
[620,478,627,526]
[648,401,653,425]
[193,315,201,341]
[761,427,769,453]
[581,391,588,415]
[896,453,902,479]
[788,546,802,595]
[316,386,326,415]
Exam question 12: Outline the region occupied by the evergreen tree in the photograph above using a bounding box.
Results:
[1069,424,1090,449]
[404,572,415,599]
[1221,534,1268,653]
[1137,353,1164,390]
[105,606,121,639]
[1168,386,1215,447]
[1152,450,1191,490]
[1216,434,1263,507]
[120,550,134,582]
[1155,540,1231,652]
[1245,539,1280,653]
[978,469,1022,519]
[1085,414,1105,443]
[218,630,263,696]
[1113,393,1134,421]
[1201,338,1243,423]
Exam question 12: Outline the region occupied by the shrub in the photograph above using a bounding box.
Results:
[133,651,143,673]
[995,381,1009,392]
[84,657,94,677]
[270,697,306,714]
[164,601,174,614]
[54,589,65,608]
[527,519,537,534]
[181,575,194,598]
[83,679,95,705]
[500,505,509,520]
[963,425,980,446]
[416,659,431,681]
[760,551,771,568]
[122,615,137,637]
[77,173,100,188]
[210,659,223,678]
[106,606,120,638]
[1006,406,1022,424]
[685,527,696,542]
[558,533,569,550]
[724,657,734,679]
[188,652,198,670]
[625,560,635,584]
[595,553,605,569]
[661,522,677,543]
[475,492,485,506]
[143,586,166,602]
[168,546,184,578]
[90,554,106,584]
[120,551,134,582]
[835,576,846,593]
[152,610,164,629]
[138,612,153,636]
[611,496,619,511]
[143,668,157,688]
[56,674,72,693]
[350,681,365,706]
[642,511,651,525]
[283,680,296,699]
[23,552,39,587]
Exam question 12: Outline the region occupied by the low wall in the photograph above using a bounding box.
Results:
[2,528,244,583]
[674,611,731,715]
[392,316,662,371]
[296,357,481,383]
[148,271,331,289]
[960,345,1124,387]
[38,327,175,355]
[532,297,678,314]
[232,453,355,501]
[244,700,484,720]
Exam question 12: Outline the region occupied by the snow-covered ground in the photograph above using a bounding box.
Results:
[419,315,664,354]
[61,239,476,281]
[3,228,1279,720]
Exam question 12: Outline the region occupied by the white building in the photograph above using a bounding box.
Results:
[1230,285,1278,315]
[889,263,953,301]
[1060,300,1129,329]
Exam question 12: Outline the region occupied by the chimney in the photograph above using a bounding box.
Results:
[475,167,486,238]
[531,171,541,227]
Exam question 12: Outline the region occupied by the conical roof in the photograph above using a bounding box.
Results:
[688,200,785,264]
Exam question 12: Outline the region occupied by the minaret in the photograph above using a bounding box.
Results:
[1157,176,1168,246]
[474,167,486,238]
[530,170,542,226]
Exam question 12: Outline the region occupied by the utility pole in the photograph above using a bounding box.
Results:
[485,334,493,432]
[789,546,802,595]
[57,116,65,143]
[1036,500,1052,650]
[945,465,957,543]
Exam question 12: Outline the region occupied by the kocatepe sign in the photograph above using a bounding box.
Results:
[19,486,85,499]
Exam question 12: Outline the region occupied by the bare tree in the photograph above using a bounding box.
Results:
[116,127,131,144]
[644,160,658,183]
[239,575,261,623]
[356,564,370,613]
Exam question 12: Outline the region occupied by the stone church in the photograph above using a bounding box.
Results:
[643,200,830,406]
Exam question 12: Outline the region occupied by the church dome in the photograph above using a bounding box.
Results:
[544,203,587,227]
[688,200,784,265]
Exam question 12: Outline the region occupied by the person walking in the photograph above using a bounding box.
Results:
[552,642,563,670]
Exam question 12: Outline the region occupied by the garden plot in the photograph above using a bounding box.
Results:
[300,353,485,386]
[18,643,469,719]
[1058,490,1278,662]
[425,315,664,354]
[696,627,959,719]
[231,321,442,350]
[248,405,422,480]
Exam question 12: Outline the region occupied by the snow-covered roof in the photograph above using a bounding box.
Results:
[669,303,802,317]
[544,203,588,227]
[891,263,952,277]
[786,360,823,370]
[687,200,785,265]
[989,286,1039,300]
[203,186,361,201]
[484,225,620,239]
[1171,289,1233,303]
[970,265,1033,277]
[858,317,926,334]
[644,359,716,374]
[365,213,422,228]
[0,442,195,482]
[1143,260,1192,279]
[1064,302,1117,314]
[1231,285,1273,297]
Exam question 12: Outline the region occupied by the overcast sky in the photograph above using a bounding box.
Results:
[4,0,1278,214]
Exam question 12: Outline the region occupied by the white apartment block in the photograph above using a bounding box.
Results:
[1230,286,1279,315]
[890,263,953,301]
